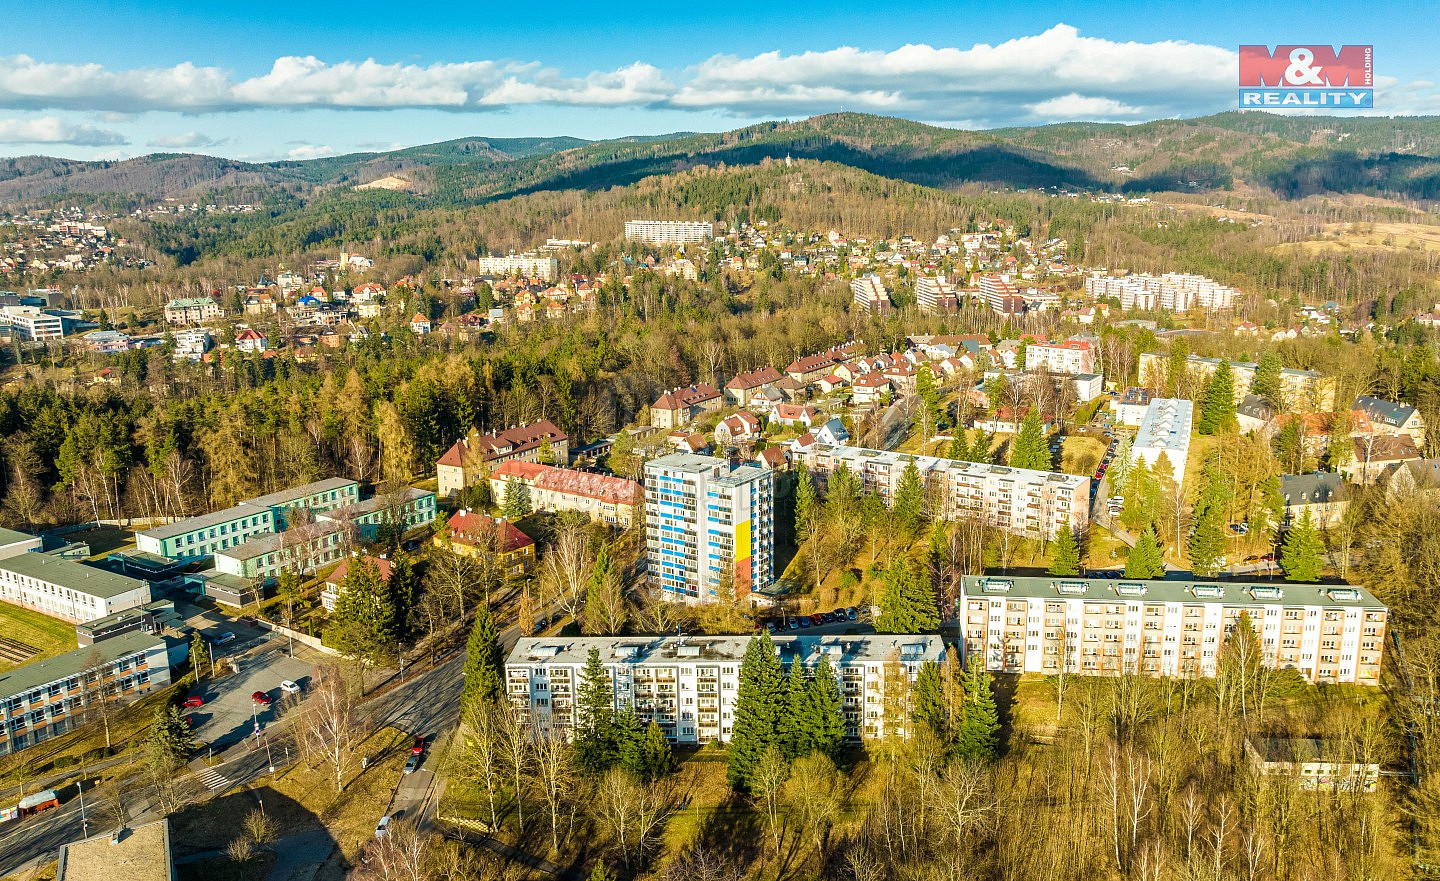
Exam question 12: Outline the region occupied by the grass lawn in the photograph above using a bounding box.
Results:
[176,853,276,881]
[0,860,56,881]
[1060,435,1106,477]
[0,602,77,674]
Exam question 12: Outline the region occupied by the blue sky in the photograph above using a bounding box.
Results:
[0,0,1431,161]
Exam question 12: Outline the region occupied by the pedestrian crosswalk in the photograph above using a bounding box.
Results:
[196,767,230,792]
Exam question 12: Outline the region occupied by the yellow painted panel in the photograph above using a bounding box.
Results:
[735,519,750,562]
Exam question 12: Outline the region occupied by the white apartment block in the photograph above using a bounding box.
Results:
[915,277,959,314]
[1085,273,1239,312]
[472,254,559,282]
[789,443,1089,540]
[623,220,714,245]
[1025,340,1094,375]
[0,553,150,623]
[0,306,63,341]
[1137,353,1335,410]
[163,298,223,325]
[644,453,774,603]
[1133,397,1193,487]
[960,575,1386,686]
[851,274,891,314]
[505,634,946,744]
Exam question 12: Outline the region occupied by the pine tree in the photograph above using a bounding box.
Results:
[148,703,197,767]
[574,646,618,772]
[639,720,674,782]
[1009,408,1050,471]
[910,660,950,745]
[1280,508,1325,582]
[794,465,817,535]
[727,631,785,790]
[876,559,939,633]
[892,456,926,536]
[1125,524,1166,579]
[954,658,1000,761]
[1048,527,1081,576]
[807,652,846,760]
[1198,360,1238,435]
[1251,350,1283,404]
[1187,490,1228,578]
[502,476,531,519]
[459,604,504,716]
[779,656,813,759]
[947,428,970,462]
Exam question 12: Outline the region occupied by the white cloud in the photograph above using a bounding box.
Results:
[0,116,125,146]
[148,131,228,149]
[287,144,335,160]
[1028,94,1146,120]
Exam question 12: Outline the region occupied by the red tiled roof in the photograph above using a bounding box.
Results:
[445,510,534,553]
[492,461,640,506]
[725,366,783,391]
[653,384,722,411]
[854,374,891,387]
[326,555,393,587]
[437,420,567,467]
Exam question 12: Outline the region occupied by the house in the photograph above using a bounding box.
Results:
[410,313,432,335]
[666,431,710,455]
[771,404,818,428]
[436,421,569,499]
[785,348,847,384]
[754,447,789,471]
[1281,472,1349,527]
[812,417,850,446]
[1236,394,1279,438]
[852,373,892,406]
[650,384,723,429]
[436,510,535,575]
[235,327,267,353]
[724,366,783,406]
[1111,387,1156,427]
[714,410,762,445]
[1245,737,1378,791]
[882,363,918,394]
[1354,395,1427,446]
[320,553,393,612]
[1071,373,1104,403]
[1352,434,1423,485]
[816,374,848,395]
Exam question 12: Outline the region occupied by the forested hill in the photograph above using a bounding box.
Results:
[3,111,1440,207]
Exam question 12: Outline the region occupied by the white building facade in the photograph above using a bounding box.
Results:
[1133,397,1193,487]
[472,254,559,281]
[623,220,714,245]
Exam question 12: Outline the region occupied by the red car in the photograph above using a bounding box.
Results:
[251,691,272,705]
[184,714,196,728]
[411,737,425,756]
[182,696,204,708]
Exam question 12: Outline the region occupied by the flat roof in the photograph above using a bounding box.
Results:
[58,818,174,881]
[797,443,1087,488]
[961,574,1384,610]
[215,520,348,562]
[240,476,359,510]
[0,631,166,698]
[0,553,146,599]
[645,452,725,475]
[0,527,38,547]
[136,503,269,542]
[508,634,946,668]
[323,487,433,519]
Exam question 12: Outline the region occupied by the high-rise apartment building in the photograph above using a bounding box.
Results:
[644,453,773,602]
[472,254,559,281]
[789,443,1088,539]
[960,575,1386,686]
[505,634,945,743]
[1086,272,1239,312]
[851,274,891,314]
[915,277,959,314]
[623,220,714,245]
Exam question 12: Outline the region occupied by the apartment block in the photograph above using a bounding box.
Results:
[851,274,892,314]
[134,477,361,560]
[505,634,945,744]
[488,461,641,526]
[163,297,223,325]
[436,421,569,499]
[977,274,1025,315]
[1085,273,1238,312]
[1133,398,1193,487]
[959,575,1386,686]
[644,453,774,602]
[213,520,349,580]
[0,632,171,756]
[1025,339,1094,375]
[789,443,1088,540]
[322,487,437,541]
[0,554,150,623]
[472,254,559,282]
[0,306,64,341]
[915,277,959,314]
[623,220,714,245]
[1138,353,1335,410]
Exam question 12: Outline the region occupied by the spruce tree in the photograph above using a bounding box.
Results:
[968,429,993,464]
[615,702,645,777]
[727,631,785,790]
[1048,527,1081,576]
[955,658,1000,762]
[502,476,531,519]
[1187,498,1228,578]
[459,605,504,716]
[910,660,950,746]
[1009,408,1050,471]
[807,652,846,760]
[947,428,970,462]
[388,551,417,639]
[1251,350,1283,404]
[778,656,814,759]
[574,646,618,772]
[794,465,817,535]
[1280,508,1325,582]
[1198,360,1238,435]
[149,703,197,767]
[328,557,398,663]
[876,559,939,633]
[1125,524,1166,579]
[826,463,860,519]
[892,456,926,536]
[639,720,674,782]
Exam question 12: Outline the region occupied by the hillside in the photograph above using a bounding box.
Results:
[3,112,1440,208]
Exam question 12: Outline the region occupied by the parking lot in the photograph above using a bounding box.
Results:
[182,641,316,751]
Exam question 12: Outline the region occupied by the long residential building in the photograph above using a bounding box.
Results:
[0,632,171,756]
[0,305,64,341]
[134,478,361,560]
[505,634,945,744]
[623,220,714,245]
[1139,353,1335,410]
[489,461,641,526]
[0,553,150,623]
[789,443,1089,539]
[436,421,569,499]
[960,574,1385,686]
[1085,273,1238,312]
[163,297,223,325]
[472,254,559,282]
[1132,398,1193,486]
[644,453,773,602]
[1025,339,1094,375]
[213,520,350,580]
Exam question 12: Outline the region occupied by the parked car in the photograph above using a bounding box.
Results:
[797,617,810,629]
[251,691,272,705]
[411,737,425,756]
[1230,523,1249,535]
[787,618,800,631]
[214,632,236,645]
[766,621,778,634]
[404,752,423,774]
[182,696,204,708]
[280,680,301,695]
[809,614,825,626]
[846,607,858,621]
[375,815,392,838]
[832,608,847,621]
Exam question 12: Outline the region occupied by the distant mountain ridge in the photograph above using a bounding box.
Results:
[2,111,1438,206]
